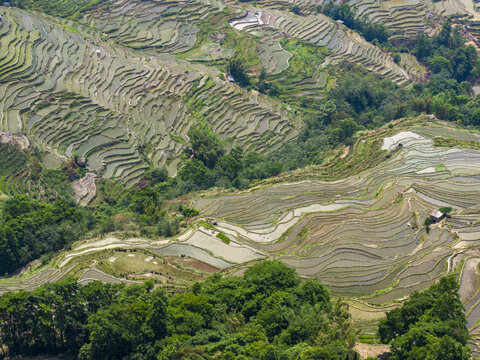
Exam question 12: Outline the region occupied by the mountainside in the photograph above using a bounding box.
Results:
[4,0,480,358]
[0,3,299,185]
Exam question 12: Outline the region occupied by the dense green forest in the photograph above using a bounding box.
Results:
[0,262,468,360]
[0,188,202,275]
[378,276,470,360]
[0,195,95,274]
[0,261,358,359]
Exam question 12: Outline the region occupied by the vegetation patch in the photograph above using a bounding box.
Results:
[11,0,106,18]
[216,232,231,244]
[433,136,480,150]
[379,276,470,359]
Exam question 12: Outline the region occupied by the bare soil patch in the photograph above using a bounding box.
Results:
[354,342,390,359]
[73,173,97,205]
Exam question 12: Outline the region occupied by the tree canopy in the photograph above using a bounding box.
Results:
[0,261,359,360]
[378,276,470,360]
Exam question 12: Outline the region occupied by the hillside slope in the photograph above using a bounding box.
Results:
[0,6,299,185]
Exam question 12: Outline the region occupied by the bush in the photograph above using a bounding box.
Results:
[439,206,453,215]
[290,5,301,14]
[424,217,433,227]
[146,168,168,184]
[181,207,200,218]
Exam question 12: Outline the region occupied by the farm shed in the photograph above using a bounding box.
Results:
[207,218,218,225]
[430,210,444,222]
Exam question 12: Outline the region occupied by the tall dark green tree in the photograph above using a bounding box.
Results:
[187,127,224,169]
[378,276,469,360]
[228,58,251,87]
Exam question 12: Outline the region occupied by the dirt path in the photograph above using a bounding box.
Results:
[340,146,350,159]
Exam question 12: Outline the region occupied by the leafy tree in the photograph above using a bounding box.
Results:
[414,32,433,61]
[424,217,433,227]
[0,196,96,275]
[179,159,212,190]
[188,127,224,169]
[87,303,146,359]
[0,261,362,359]
[296,280,330,309]
[145,168,168,184]
[329,118,359,144]
[290,5,301,14]
[129,188,159,215]
[378,276,469,360]
[439,206,453,215]
[228,58,250,87]
[0,226,18,274]
[428,56,452,75]
[168,292,213,335]
[437,19,452,47]
[214,154,243,181]
[244,260,300,295]
[146,289,168,340]
[257,291,295,340]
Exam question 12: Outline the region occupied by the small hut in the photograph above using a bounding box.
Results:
[207,218,218,226]
[430,210,444,222]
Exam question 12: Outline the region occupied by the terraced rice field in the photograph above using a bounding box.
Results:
[258,38,292,75]
[229,9,416,85]
[0,143,27,195]
[0,141,73,198]
[259,39,331,101]
[3,120,480,342]
[246,0,480,40]
[192,121,480,317]
[82,0,221,53]
[434,0,469,18]
[0,6,298,185]
[240,0,435,40]
[0,226,267,295]
[353,0,432,39]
